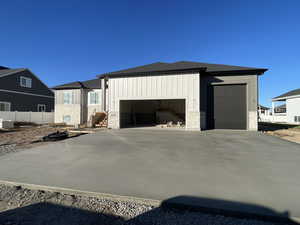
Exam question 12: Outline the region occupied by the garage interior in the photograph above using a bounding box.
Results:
[120,99,185,128]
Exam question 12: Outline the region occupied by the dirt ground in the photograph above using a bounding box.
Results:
[0,123,99,153]
[259,122,300,144]
[0,125,68,149]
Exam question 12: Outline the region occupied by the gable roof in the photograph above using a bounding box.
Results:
[0,67,54,95]
[52,78,101,90]
[99,61,267,77]
[0,68,26,78]
[273,88,300,100]
[258,104,270,110]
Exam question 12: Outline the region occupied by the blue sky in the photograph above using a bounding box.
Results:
[1,0,299,107]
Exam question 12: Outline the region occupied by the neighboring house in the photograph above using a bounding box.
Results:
[52,79,103,125]
[272,88,300,124]
[274,104,286,113]
[0,66,54,112]
[258,104,270,116]
[53,61,267,131]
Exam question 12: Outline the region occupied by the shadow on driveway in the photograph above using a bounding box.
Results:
[0,195,298,225]
[258,122,300,132]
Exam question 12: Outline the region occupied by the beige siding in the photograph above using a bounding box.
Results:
[54,89,82,125]
[55,88,106,125]
[107,73,201,130]
[55,89,81,105]
[86,89,104,121]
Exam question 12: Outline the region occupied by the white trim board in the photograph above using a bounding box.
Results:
[0,101,11,111]
[0,69,25,78]
[272,94,300,101]
[0,89,54,98]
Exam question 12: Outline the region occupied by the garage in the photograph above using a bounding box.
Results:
[119,99,185,128]
[207,84,247,130]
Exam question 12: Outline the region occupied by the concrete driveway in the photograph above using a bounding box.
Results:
[0,129,299,218]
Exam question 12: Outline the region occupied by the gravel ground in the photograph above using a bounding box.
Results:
[0,184,286,225]
[0,144,18,156]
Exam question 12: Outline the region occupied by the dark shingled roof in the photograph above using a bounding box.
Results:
[0,68,26,78]
[273,88,300,100]
[99,61,267,77]
[258,104,270,110]
[52,79,101,90]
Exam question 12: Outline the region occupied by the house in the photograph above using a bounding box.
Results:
[258,104,271,117]
[274,104,286,113]
[0,66,54,112]
[272,88,300,124]
[53,61,267,130]
[52,79,103,125]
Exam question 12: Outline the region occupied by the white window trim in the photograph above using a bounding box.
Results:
[63,115,71,123]
[20,76,32,88]
[63,92,73,104]
[88,90,101,105]
[0,89,53,98]
[0,101,11,111]
[37,104,46,112]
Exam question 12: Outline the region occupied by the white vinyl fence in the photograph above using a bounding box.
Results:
[0,111,54,124]
[259,114,288,123]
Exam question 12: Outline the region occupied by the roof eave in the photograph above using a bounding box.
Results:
[52,87,82,90]
[0,68,27,78]
[98,68,268,78]
[272,94,300,101]
[97,67,207,78]
[207,69,268,76]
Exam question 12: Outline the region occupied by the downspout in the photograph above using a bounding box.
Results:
[100,77,106,112]
[80,87,84,125]
[102,76,108,112]
[104,77,107,112]
[257,75,259,125]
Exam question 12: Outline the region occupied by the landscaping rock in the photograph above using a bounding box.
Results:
[0,183,282,225]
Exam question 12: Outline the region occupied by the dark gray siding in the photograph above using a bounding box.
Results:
[200,74,257,130]
[208,84,247,129]
[0,70,54,97]
[0,70,54,112]
[0,91,54,112]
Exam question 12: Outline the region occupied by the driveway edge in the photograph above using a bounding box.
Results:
[1,179,299,224]
[0,180,160,207]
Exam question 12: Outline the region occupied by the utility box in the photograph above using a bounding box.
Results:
[0,119,14,129]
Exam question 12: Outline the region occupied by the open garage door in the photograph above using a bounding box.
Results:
[207,84,247,130]
[120,99,185,128]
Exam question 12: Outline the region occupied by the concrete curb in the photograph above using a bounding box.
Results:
[0,180,160,207]
[0,179,299,224]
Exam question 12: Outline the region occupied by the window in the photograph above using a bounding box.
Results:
[63,115,71,123]
[20,76,32,88]
[295,116,300,123]
[89,91,100,105]
[63,92,73,104]
[37,104,46,112]
[0,102,11,111]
